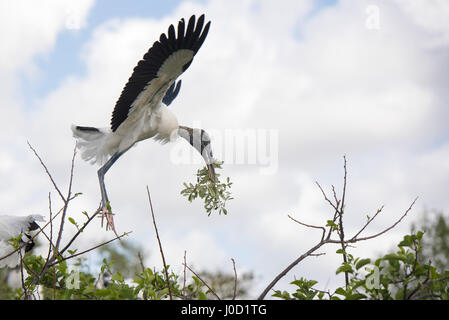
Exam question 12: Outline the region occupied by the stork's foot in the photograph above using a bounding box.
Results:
[99,205,119,237]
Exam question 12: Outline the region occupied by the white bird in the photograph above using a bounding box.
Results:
[71,14,215,232]
[0,214,44,268]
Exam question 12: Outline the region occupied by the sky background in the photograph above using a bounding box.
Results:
[1,0,449,298]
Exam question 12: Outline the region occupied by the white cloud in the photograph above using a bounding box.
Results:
[2,0,449,298]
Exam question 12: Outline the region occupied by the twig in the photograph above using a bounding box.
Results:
[315,182,339,212]
[43,193,55,266]
[146,185,172,300]
[54,144,77,252]
[258,155,418,300]
[258,196,419,300]
[27,141,66,202]
[18,248,29,299]
[288,215,326,242]
[183,250,187,299]
[351,206,385,240]
[231,258,237,300]
[257,240,327,300]
[338,156,349,288]
[347,197,418,243]
[184,263,221,300]
[58,208,101,256]
[48,231,131,267]
[137,251,145,273]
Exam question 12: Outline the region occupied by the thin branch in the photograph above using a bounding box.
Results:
[146,185,172,301]
[257,239,328,300]
[18,248,28,299]
[54,144,77,251]
[231,258,237,300]
[338,155,349,288]
[58,208,101,256]
[288,215,326,242]
[184,263,221,300]
[182,250,187,299]
[258,157,418,300]
[316,181,339,212]
[340,155,348,214]
[27,141,66,202]
[137,251,146,273]
[48,231,131,267]
[351,205,385,240]
[43,192,55,265]
[347,197,418,243]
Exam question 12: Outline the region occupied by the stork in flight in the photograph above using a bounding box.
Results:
[71,15,215,232]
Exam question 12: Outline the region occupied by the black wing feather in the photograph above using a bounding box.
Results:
[110,14,211,132]
[162,80,182,106]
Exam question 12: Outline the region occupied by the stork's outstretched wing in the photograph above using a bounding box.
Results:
[110,14,211,132]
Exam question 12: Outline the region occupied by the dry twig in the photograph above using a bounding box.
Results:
[257,156,418,300]
[146,185,173,300]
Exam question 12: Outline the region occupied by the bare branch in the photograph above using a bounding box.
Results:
[316,181,339,212]
[182,250,187,299]
[54,144,77,252]
[258,157,418,300]
[27,141,66,202]
[347,197,419,243]
[288,214,326,242]
[257,240,328,300]
[351,205,385,240]
[48,231,131,267]
[231,258,237,300]
[146,185,172,300]
[184,263,221,300]
[338,155,349,288]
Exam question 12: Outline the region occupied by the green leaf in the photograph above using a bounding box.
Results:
[111,271,124,283]
[326,220,338,229]
[198,291,207,300]
[336,263,353,275]
[356,259,371,270]
[398,235,413,247]
[180,160,233,216]
[335,287,346,296]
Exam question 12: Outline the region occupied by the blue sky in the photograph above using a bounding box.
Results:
[24,0,339,106]
[23,0,187,104]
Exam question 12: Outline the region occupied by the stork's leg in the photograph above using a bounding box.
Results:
[97,151,125,233]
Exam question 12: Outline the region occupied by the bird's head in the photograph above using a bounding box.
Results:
[178,126,216,182]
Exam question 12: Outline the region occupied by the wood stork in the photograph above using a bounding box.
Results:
[71,14,215,232]
[0,214,44,268]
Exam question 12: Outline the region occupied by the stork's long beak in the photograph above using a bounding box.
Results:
[206,162,216,182]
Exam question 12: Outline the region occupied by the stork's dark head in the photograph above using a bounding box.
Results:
[178,126,216,182]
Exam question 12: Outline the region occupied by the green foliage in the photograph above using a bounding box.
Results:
[273,278,322,300]
[0,241,250,300]
[412,210,449,272]
[181,161,233,216]
[275,231,449,300]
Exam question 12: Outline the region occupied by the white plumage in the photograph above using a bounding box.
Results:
[71,15,215,232]
[0,214,44,268]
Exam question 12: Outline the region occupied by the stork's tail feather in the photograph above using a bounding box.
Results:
[71,125,114,166]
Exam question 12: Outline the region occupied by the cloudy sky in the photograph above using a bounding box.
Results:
[1,0,448,298]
